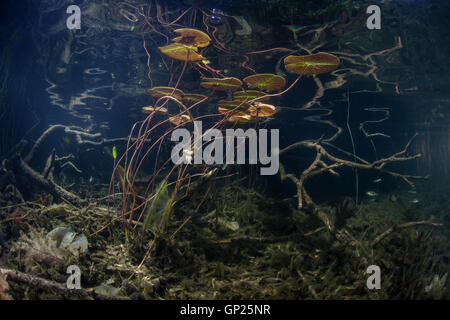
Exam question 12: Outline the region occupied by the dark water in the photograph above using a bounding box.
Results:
[0,0,449,301]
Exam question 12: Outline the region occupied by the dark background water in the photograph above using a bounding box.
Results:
[0,0,449,202]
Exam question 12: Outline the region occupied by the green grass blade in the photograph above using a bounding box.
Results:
[142,180,169,232]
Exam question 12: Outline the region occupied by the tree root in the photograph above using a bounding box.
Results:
[7,155,85,207]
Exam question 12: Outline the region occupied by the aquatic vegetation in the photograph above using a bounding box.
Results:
[159,43,204,62]
[168,114,192,126]
[172,28,211,48]
[182,93,208,105]
[284,52,340,75]
[159,28,211,62]
[219,101,276,120]
[147,86,185,101]
[107,6,423,276]
[217,99,248,110]
[248,102,277,117]
[200,77,243,91]
[142,180,172,234]
[1,0,448,301]
[233,90,269,101]
[226,113,257,124]
[243,74,286,92]
[141,106,168,115]
[11,228,72,271]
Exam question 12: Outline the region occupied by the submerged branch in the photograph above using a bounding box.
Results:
[371,221,443,247]
[279,135,427,209]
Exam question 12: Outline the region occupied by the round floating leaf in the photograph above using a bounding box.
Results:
[218,106,234,115]
[159,43,204,62]
[147,86,184,101]
[217,100,250,111]
[172,28,211,48]
[168,114,192,126]
[248,102,277,117]
[243,74,286,92]
[200,77,243,91]
[218,105,249,115]
[141,106,168,114]
[219,100,275,119]
[182,93,208,105]
[284,52,340,75]
[226,113,258,124]
[233,90,270,102]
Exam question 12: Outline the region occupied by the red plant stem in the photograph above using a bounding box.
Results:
[140,5,169,44]
[249,71,305,104]
[134,101,226,205]
[241,55,256,74]
[195,62,223,77]
[121,107,229,225]
[247,47,297,55]
[117,69,304,220]
[192,64,207,77]
[141,33,153,88]
[128,95,207,198]
[201,11,232,55]
[111,2,311,231]
[164,7,192,27]
[156,1,188,30]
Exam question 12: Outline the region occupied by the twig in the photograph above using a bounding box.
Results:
[171,215,192,240]
[297,270,319,299]
[371,221,443,247]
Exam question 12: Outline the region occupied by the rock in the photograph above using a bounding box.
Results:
[67,234,88,256]
[47,226,88,256]
[93,283,122,297]
[47,227,73,245]
[217,217,239,231]
[141,276,161,298]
